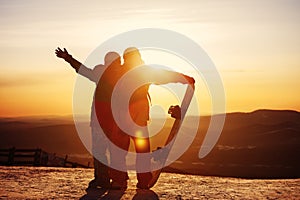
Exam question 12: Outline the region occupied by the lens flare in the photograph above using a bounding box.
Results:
[136,138,146,148]
[135,130,142,137]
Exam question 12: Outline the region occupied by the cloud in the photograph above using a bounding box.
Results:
[0,76,46,88]
[0,72,72,88]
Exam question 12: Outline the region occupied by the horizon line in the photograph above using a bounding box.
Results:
[0,108,299,119]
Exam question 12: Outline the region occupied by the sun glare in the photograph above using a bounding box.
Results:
[135,138,146,148]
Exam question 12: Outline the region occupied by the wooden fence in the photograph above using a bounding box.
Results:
[0,147,90,168]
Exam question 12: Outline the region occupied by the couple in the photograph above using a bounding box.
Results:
[55,47,195,190]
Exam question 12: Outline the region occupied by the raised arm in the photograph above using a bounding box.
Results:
[55,47,82,72]
[55,47,100,82]
[150,68,195,86]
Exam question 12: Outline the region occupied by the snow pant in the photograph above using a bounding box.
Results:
[95,100,152,187]
[95,101,129,185]
[91,125,110,185]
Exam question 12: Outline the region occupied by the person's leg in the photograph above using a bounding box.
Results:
[89,126,110,188]
[95,101,129,189]
[129,102,153,189]
[133,134,153,189]
[109,126,130,189]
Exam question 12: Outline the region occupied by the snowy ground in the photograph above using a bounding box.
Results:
[0,166,299,199]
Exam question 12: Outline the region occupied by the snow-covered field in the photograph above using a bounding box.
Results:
[0,166,299,199]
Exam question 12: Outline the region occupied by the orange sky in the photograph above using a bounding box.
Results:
[1,1,300,117]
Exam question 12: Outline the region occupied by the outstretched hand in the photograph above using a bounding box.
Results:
[186,75,195,85]
[55,47,70,60]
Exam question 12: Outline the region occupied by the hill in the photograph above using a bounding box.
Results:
[0,110,299,178]
[0,116,91,164]
[171,109,300,178]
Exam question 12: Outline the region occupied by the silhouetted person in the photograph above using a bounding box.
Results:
[55,47,120,189]
[105,47,195,189]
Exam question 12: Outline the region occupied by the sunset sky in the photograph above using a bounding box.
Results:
[1,0,300,117]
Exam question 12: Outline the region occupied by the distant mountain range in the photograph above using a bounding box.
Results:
[0,116,90,164]
[171,109,300,178]
[1,109,299,178]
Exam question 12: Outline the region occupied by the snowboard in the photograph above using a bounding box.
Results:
[148,84,195,188]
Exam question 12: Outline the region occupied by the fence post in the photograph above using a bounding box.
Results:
[34,148,42,166]
[64,155,68,167]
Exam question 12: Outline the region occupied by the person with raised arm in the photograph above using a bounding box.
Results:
[55,47,121,189]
